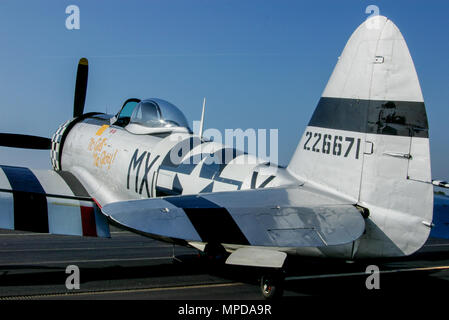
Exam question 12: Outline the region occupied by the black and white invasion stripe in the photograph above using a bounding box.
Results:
[0,165,110,237]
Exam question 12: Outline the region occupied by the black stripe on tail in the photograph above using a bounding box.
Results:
[309,98,428,138]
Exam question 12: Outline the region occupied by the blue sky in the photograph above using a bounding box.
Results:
[0,0,447,179]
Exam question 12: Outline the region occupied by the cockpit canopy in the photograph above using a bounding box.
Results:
[130,99,189,129]
[114,98,191,134]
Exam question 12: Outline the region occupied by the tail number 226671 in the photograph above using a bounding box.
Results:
[303,131,361,159]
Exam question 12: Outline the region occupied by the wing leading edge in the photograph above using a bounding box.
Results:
[101,187,365,248]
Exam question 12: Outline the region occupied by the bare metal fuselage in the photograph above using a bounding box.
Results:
[56,114,426,260]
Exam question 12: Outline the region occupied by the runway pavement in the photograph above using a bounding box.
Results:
[1,227,449,300]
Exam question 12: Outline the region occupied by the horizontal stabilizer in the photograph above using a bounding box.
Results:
[433,181,449,189]
[429,195,449,240]
[102,187,365,247]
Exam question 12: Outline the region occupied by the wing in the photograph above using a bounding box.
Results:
[101,186,364,248]
[0,165,110,237]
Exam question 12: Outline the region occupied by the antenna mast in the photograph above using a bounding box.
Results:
[199,97,206,139]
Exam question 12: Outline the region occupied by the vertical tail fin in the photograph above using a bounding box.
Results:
[288,16,433,257]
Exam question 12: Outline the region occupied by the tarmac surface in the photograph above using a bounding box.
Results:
[1,227,449,300]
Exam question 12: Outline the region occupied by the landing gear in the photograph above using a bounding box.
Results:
[260,272,285,300]
[203,242,228,262]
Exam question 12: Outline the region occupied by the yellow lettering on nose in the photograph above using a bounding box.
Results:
[96,125,110,136]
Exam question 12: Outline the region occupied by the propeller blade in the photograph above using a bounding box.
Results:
[0,133,51,150]
[73,57,89,118]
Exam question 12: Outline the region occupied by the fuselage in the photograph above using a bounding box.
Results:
[59,114,296,203]
[49,110,443,261]
[52,113,360,258]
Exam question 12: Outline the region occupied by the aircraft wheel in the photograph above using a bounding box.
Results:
[260,272,285,300]
[204,243,227,262]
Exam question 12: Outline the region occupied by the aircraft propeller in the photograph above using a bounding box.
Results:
[0,58,89,150]
[73,58,88,118]
[0,133,52,150]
